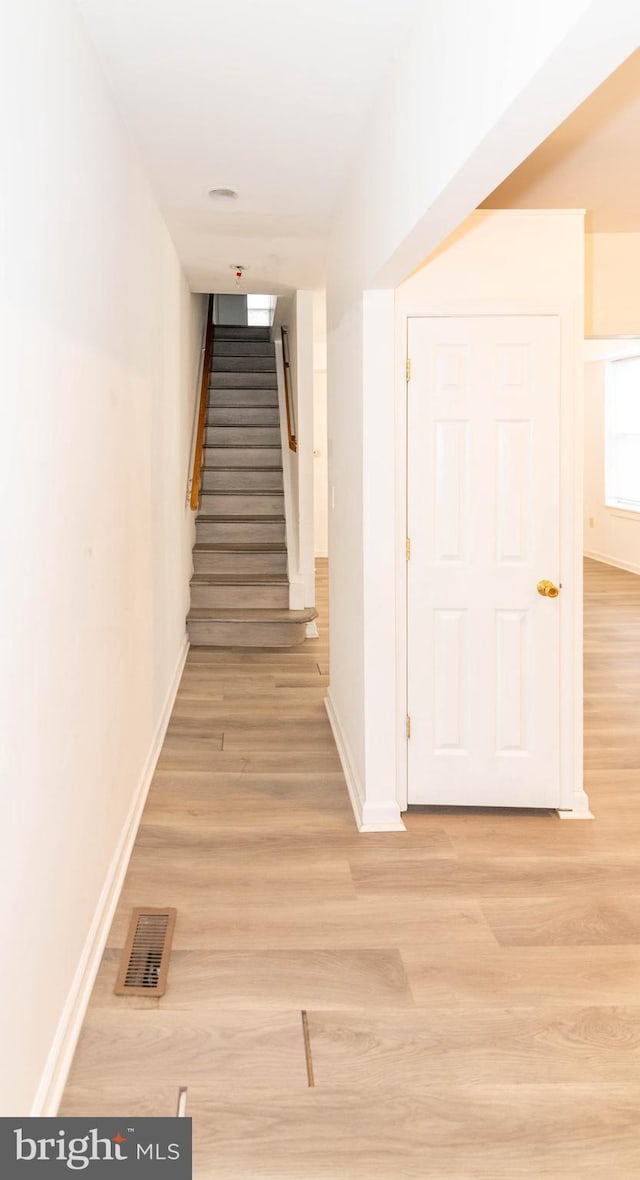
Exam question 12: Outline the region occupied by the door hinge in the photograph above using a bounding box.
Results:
[406,715,411,739]
[406,358,412,382]
[406,537,411,560]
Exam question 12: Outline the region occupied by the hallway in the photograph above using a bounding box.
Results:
[61,558,640,1178]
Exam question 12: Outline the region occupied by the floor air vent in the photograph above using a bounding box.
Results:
[115,907,177,997]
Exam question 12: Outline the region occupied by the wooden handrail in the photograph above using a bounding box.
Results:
[281,326,297,453]
[189,294,215,510]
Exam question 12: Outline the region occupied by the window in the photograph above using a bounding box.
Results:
[247,293,276,327]
[606,356,640,513]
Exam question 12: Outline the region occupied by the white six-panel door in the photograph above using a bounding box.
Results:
[407,316,562,808]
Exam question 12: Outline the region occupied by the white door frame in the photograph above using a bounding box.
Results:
[394,298,590,817]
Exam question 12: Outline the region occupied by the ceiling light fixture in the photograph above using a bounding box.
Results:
[208,187,239,200]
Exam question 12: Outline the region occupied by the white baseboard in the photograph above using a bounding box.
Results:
[584,549,640,576]
[325,691,405,832]
[558,782,593,820]
[306,621,319,638]
[359,803,406,832]
[325,691,365,831]
[31,635,189,1117]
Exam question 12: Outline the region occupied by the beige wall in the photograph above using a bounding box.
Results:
[586,232,640,335]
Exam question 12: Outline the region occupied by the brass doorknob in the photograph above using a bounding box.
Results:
[537,579,559,598]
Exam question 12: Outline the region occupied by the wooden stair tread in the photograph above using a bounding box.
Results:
[201,465,283,472]
[197,514,285,523]
[190,574,287,585]
[187,607,318,623]
[200,492,284,498]
[200,490,283,497]
[214,325,270,330]
[193,542,287,552]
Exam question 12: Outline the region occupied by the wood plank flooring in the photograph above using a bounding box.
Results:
[61,557,640,1178]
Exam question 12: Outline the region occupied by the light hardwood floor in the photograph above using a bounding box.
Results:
[61,557,640,1178]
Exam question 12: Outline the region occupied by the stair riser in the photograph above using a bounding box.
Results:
[197,521,286,544]
[208,407,279,426]
[190,583,289,609]
[199,492,284,516]
[188,618,306,648]
[203,447,282,468]
[214,340,273,357]
[213,356,275,372]
[193,551,287,576]
[214,327,270,341]
[207,388,278,408]
[201,469,283,492]
[206,426,281,447]
[210,372,277,389]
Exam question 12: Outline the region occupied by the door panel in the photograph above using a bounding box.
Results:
[407,316,561,808]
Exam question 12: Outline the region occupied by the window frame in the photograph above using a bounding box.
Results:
[604,355,640,516]
[246,293,276,328]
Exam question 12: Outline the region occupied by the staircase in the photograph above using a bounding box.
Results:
[187,324,317,647]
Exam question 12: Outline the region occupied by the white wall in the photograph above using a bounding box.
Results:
[325,1,637,829]
[326,300,367,792]
[328,0,638,318]
[584,339,640,363]
[586,233,640,336]
[272,292,316,608]
[0,0,204,1114]
[273,294,300,582]
[584,360,640,573]
[313,289,328,558]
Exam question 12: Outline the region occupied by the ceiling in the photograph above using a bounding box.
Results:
[483,48,640,232]
[77,0,423,293]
